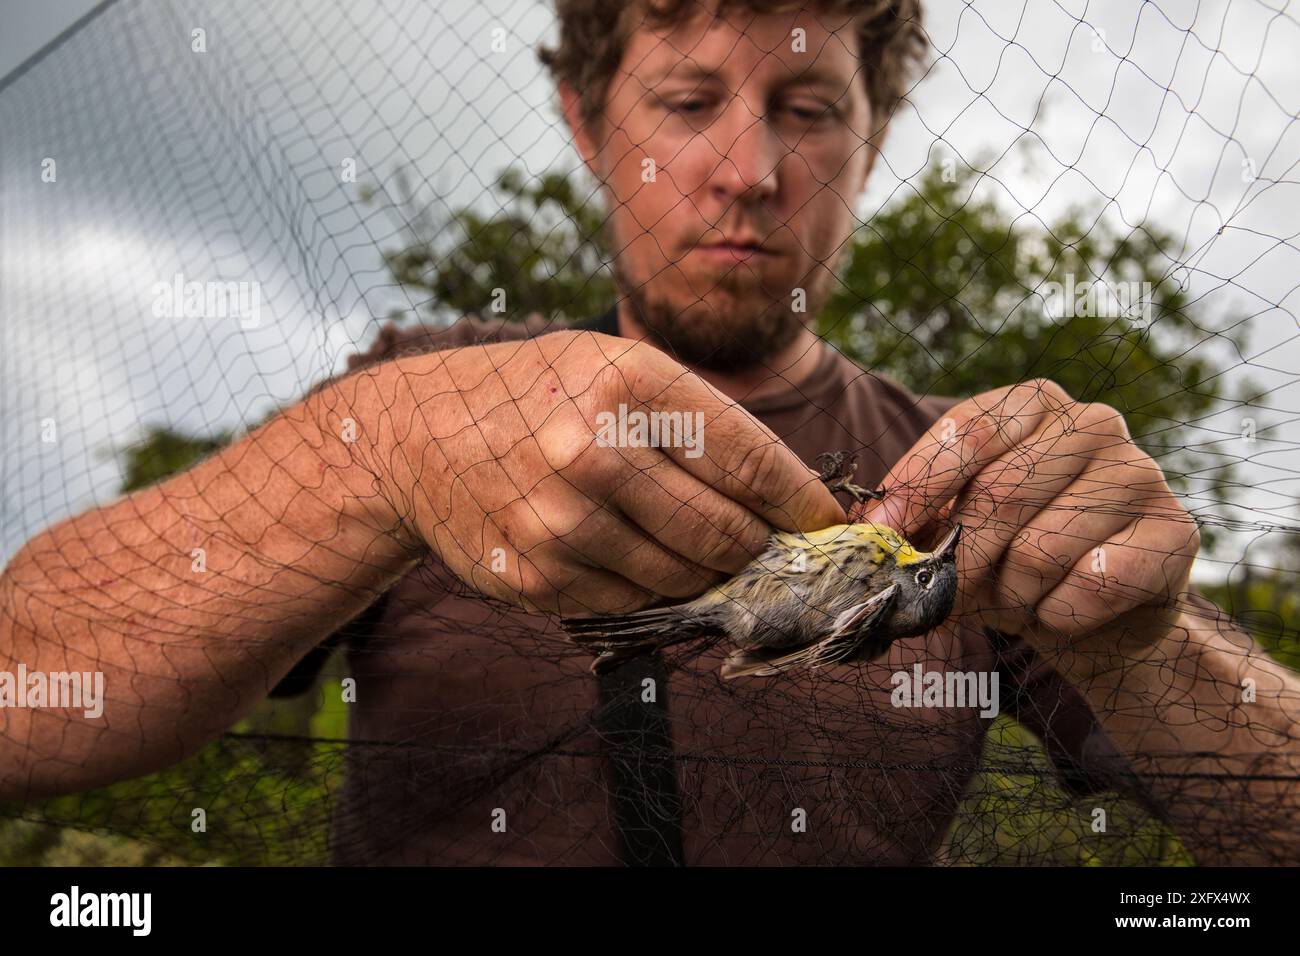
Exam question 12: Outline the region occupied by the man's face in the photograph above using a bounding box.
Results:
[571,3,874,370]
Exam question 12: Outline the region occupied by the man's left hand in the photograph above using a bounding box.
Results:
[853,379,1202,656]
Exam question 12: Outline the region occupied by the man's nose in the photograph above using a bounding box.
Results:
[706,97,782,205]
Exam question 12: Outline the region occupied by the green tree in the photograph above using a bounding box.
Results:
[107,425,231,494]
[1199,534,1300,672]
[820,160,1243,543]
[369,166,614,323]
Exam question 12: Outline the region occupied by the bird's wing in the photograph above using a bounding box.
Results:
[818,583,899,661]
[720,584,898,679]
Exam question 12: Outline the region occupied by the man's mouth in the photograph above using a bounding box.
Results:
[689,240,777,264]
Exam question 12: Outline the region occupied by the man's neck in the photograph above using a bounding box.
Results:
[615,300,825,404]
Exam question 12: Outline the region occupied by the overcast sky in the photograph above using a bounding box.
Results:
[0,1,99,78]
[1,0,1297,588]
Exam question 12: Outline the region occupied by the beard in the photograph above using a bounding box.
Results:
[612,252,832,373]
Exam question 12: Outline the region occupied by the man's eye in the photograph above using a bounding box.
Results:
[781,102,834,125]
[661,98,719,128]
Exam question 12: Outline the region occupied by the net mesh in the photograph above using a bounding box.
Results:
[0,0,1297,866]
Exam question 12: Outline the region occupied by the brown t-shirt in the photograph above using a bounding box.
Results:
[321,305,1123,865]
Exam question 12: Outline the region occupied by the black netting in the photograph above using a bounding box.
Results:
[0,0,1297,866]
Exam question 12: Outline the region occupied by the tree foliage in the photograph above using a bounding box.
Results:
[820,160,1243,528]
[371,166,614,323]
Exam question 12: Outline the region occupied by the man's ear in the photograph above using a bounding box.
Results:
[859,145,877,192]
[559,81,604,181]
[858,119,885,193]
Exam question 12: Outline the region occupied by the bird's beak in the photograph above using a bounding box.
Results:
[933,523,962,564]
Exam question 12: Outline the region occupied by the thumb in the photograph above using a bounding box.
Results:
[853,493,953,546]
[854,492,911,531]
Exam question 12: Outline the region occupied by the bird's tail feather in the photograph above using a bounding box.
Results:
[561,604,723,674]
[561,605,708,646]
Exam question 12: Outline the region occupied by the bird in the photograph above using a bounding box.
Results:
[562,520,962,679]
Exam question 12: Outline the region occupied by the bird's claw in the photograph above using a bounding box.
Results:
[816,451,885,505]
[834,480,885,504]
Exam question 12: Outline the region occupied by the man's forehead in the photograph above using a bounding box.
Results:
[627,5,863,86]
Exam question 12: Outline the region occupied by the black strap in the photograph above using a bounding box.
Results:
[595,652,685,866]
[576,302,685,865]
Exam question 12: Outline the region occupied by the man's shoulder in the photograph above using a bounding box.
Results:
[341,311,565,376]
[305,311,581,396]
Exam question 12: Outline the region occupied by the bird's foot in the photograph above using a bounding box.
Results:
[833,479,885,504]
[816,451,885,505]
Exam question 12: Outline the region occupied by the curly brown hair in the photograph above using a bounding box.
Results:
[537,0,927,141]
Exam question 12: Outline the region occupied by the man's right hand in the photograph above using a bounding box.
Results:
[325,329,845,615]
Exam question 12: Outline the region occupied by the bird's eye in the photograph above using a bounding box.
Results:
[915,569,934,588]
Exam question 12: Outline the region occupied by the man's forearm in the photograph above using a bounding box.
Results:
[1046,599,1300,865]
[0,369,418,801]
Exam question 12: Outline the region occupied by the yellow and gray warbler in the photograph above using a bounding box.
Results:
[563,520,962,679]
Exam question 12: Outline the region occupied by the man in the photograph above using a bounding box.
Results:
[1,0,1296,865]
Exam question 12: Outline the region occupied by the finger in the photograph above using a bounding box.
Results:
[508,560,662,617]
[440,476,699,616]
[449,438,731,605]
[944,401,1136,587]
[526,470,732,600]
[956,402,1178,616]
[859,381,1071,536]
[603,449,774,575]
[1031,507,1199,637]
[849,497,955,551]
[986,436,1160,604]
[974,480,1140,632]
[590,336,847,532]
[1025,434,1198,635]
[521,402,773,577]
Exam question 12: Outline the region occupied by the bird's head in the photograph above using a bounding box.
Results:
[862,523,962,638]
